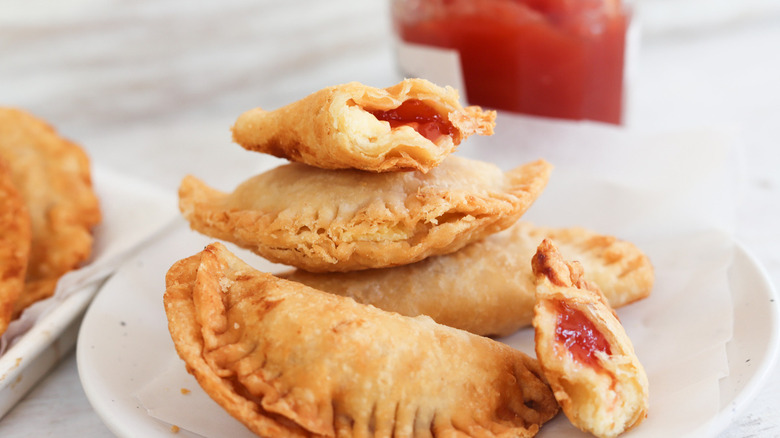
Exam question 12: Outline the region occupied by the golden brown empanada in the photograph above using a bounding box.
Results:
[0,158,31,335]
[532,239,648,438]
[232,78,496,173]
[283,222,653,337]
[0,108,101,316]
[164,242,559,437]
[179,156,551,272]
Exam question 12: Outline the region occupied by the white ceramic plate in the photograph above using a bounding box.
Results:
[77,222,779,438]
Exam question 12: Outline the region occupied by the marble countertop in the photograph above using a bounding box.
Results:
[1,0,779,436]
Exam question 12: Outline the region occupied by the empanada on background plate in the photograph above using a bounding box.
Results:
[179,156,552,272]
[164,242,559,438]
[0,158,31,336]
[232,78,496,173]
[0,108,101,317]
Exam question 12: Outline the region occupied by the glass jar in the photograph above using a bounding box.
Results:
[391,0,630,124]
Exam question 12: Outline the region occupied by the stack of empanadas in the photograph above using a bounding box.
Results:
[180,78,552,272]
[169,78,651,437]
[0,108,101,337]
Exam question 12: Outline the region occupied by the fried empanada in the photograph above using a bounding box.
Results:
[0,108,101,316]
[179,156,551,272]
[164,242,558,438]
[532,239,648,438]
[232,78,496,173]
[0,158,31,335]
[283,222,653,337]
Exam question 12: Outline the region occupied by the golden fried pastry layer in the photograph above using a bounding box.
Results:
[164,242,559,438]
[532,239,649,438]
[283,221,654,337]
[0,158,31,335]
[232,78,496,173]
[179,156,552,272]
[0,108,101,316]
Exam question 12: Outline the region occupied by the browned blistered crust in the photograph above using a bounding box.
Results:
[231,78,496,173]
[283,221,653,337]
[164,242,559,438]
[179,156,552,272]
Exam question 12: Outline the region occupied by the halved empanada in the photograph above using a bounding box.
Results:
[283,221,653,337]
[0,108,101,316]
[0,158,30,335]
[532,239,648,438]
[164,242,559,438]
[179,156,551,272]
[231,78,496,173]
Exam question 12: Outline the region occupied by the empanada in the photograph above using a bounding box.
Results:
[0,158,31,335]
[164,242,559,437]
[532,239,648,438]
[179,156,551,272]
[0,108,101,316]
[283,222,653,337]
[232,78,496,172]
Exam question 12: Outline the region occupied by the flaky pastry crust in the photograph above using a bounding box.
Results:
[231,78,496,172]
[0,108,101,316]
[532,239,649,438]
[0,158,31,335]
[283,222,653,337]
[179,156,551,272]
[164,242,558,437]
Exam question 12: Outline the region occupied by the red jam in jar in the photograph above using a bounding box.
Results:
[392,0,629,124]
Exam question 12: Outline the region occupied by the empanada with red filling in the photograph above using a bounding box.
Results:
[164,242,559,437]
[179,156,551,272]
[283,222,653,337]
[231,78,496,173]
[532,239,648,438]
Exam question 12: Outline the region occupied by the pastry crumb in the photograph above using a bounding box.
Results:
[171,425,180,433]
[218,277,233,292]
[180,388,191,395]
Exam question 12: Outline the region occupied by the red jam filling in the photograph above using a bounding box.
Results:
[554,300,611,367]
[368,99,456,143]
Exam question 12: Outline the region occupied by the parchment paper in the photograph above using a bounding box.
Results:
[135,115,742,437]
